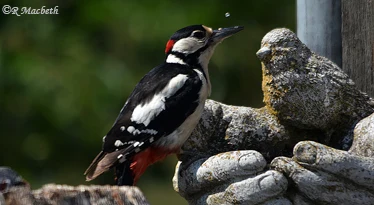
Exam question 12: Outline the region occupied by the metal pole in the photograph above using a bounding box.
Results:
[297,0,342,68]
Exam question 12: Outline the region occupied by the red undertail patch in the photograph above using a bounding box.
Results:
[130,147,179,185]
[165,40,175,54]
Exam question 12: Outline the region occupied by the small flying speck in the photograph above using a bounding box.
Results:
[225,12,230,18]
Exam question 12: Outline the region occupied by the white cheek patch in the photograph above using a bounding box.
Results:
[172,37,204,54]
[131,74,189,126]
[166,54,186,64]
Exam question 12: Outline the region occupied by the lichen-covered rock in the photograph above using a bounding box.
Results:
[180,99,290,162]
[201,171,288,205]
[271,155,374,205]
[174,150,268,198]
[0,167,29,194]
[349,112,374,157]
[174,28,374,205]
[174,150,288,205]
[293,141,374,191]
[257,28,374,149]
[3,183,149,205]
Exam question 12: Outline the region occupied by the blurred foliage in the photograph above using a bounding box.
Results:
[0,0,295,204]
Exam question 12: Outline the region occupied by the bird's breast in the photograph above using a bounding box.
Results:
[154,68,209,149]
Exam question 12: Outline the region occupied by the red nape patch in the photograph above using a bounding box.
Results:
[165,40,175,54]
[130,147,179,185]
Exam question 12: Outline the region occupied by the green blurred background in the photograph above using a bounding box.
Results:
[0,0,295,204]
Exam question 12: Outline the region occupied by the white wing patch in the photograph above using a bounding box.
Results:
[127,125,158,136]
[127,126,135,133]
[142,129,158,135]
[131,74,189,126]
[166,54,186,65]
[115,140,124,147]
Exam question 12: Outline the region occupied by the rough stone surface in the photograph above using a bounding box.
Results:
[293,141,374,191]
[349,112,374,157]
[180,100,290,162]
[2,183,149,205]
[206,171,287,205]
[271,156,374,205]
[0,167,29,194]
[195,171,288,205]
[173,28,374,205]
[257,28,374,149]
[174,150,267,198]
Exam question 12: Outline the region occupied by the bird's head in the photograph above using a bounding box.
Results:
[256,28,312,75]
[165,25,243,69]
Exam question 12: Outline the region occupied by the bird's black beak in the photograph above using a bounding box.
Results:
[211,26,244,43]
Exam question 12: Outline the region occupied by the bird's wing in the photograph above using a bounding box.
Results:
[85,64,203,180]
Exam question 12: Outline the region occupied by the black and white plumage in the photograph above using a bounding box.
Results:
[84,25,243,185]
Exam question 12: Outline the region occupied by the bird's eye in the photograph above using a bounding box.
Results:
[192,31,205,39]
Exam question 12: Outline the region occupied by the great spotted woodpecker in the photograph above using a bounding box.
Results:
[84,25,243,185]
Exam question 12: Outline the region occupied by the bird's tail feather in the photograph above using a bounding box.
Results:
[115,160,134,185]
[84,151,105,180]
[84,150,124,181]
